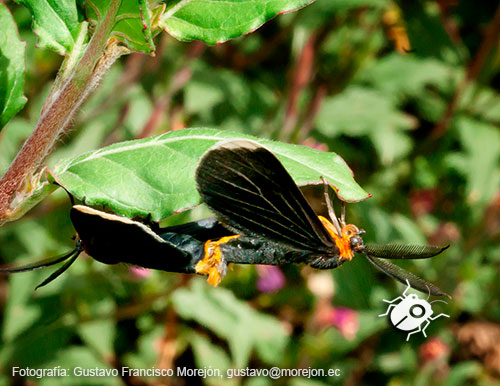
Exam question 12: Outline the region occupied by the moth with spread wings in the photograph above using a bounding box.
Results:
[195,139,450,298]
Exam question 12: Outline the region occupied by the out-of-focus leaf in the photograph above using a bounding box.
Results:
[159,0,314,45]
[332,255,375,309]
[369,127,412,166]
[123,325,164,370]
[445,117,500,207]
[391,213,427,244]
[184,77,225,115]
[52,128,369,221]
[172,279,289,367]
[190,332,237,386]
[0,119,32,175]
[399,1,463,63]
[290,379,329,386]
[85,0,154,53]
[1,218,66,341]
[457,280,487,315]
[316,86,415,136]
[2,272,42,341]
[315,86,415,164]
[414,156,438,188]
[77,319,115,360]
[358,53,455,100]
[376,346,417,373]
[185,66,277,135]
[461,85,500,123]
[0,4,27,129]
[444,361,482,386]
[16,0,81,55]
[296,0,388,30]
[303,310,385,357]
[1,326,74,369]
[39,346,121,386]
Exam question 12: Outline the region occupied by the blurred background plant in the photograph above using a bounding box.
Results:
[0,0,500,385]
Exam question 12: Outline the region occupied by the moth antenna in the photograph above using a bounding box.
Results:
[35,250,82,290]
[321,177,342,236]
[426,284,431,300]
[0,246,81,273]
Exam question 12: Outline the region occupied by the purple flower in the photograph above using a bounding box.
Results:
[330,307,359,340]
[256,265,285,293]
[316,303,359,340]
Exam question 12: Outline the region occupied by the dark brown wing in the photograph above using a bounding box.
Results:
[195,140,336,254]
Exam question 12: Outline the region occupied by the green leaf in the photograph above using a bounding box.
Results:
[172,279,289,367]
[16,0,82,55]
[0,4,27,129]
[444,361,482,386]
[40,346,122,386]
[447,116,500,207]
[315,86,416,164]
[358,53,454,100]
[332,256,375,309]
[391,214,427,244]
[399,1,463,63]
[159,0,314,45]
[190,332,237,385]
[77,319,116,360]
[316,86,415,136]
[52,128,369,221]
[85,0,154,53]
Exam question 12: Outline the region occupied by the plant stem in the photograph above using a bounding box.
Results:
[0,0,123,224]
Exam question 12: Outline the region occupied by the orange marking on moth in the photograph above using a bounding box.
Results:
[318,216,360,262]
[195,235,240,286]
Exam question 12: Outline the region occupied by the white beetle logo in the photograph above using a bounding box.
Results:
[379,280,449,341]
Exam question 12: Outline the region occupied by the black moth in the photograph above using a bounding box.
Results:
[0,139,450,297]
[194,139,450,297]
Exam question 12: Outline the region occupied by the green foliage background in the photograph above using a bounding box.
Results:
[1,0,500,385]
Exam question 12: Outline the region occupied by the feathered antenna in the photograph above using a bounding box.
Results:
[0,240,84,289]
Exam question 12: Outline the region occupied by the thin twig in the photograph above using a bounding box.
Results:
[281,33,317,141]
[138,41,205,138]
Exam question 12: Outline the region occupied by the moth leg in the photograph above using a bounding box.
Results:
[321,177,342,236]
[340,201,346,227]
[195,235,240,286]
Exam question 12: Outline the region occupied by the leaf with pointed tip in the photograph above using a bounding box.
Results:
[159,0,314,45]
[52,128,369,221]
[16,0,82,55]
[0,4,27,129]
[85,0,154,53]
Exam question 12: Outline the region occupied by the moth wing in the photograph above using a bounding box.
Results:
[196,140,335,253]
